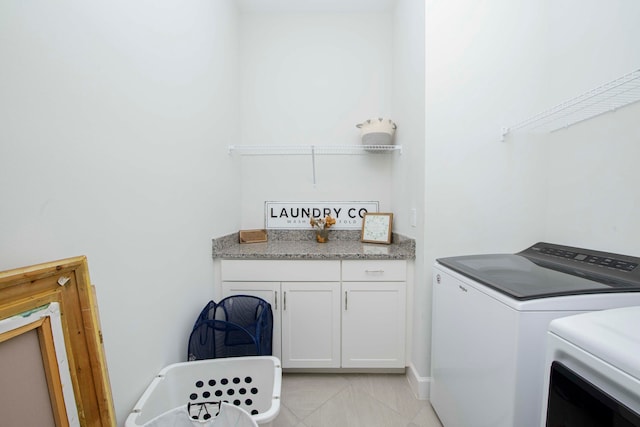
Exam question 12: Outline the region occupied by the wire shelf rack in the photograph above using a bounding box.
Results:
[502,68,640,139]
[228,144,402,155]
[227,144,402,186]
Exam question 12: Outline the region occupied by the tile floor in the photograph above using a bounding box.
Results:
[267,373,443,427]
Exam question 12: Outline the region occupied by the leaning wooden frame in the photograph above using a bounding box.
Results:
[0,256,116,426]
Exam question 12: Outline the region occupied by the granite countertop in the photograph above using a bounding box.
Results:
[212,230,415,260]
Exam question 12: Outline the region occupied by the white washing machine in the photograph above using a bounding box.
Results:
[431,242,640,427]
[542,306,640,426]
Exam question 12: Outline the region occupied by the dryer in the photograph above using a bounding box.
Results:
[543,306,640,426]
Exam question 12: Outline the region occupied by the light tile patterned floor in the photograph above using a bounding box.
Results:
[266,373,443,427]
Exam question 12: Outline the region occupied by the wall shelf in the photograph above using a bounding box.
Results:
[502,68,640,140]
[228,144,402,186]
[228,144,402,156]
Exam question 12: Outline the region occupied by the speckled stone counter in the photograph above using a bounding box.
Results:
[212,230,415,260]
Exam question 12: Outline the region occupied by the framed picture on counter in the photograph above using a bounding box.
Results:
[361,213,393,244]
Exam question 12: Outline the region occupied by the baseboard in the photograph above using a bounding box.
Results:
[406,363,431,400]
[283,367,405,374]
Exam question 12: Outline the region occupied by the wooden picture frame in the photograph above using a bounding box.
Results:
[0,303,75,426]
[361,213,393,244]
[239,229,268,244]
[0,256,116,426]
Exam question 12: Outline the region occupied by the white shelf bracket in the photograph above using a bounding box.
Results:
[501,127,510,142]
[311,145,317,186]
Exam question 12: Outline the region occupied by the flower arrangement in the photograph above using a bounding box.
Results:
[310,215,336,243]
[310,215,336,230]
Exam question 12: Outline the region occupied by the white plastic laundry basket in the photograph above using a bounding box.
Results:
[125,356,281,427]
[141,402,257,427]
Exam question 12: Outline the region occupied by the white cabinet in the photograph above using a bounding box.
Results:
[221,260,340,368]
[341,282,406,368]
[220,259,406,369]
[342,260,406,368]
[281,282,341,368]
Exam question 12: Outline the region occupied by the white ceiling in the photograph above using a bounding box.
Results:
[237,0,397,13]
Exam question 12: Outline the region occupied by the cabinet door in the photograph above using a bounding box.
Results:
[281,282,341,368]
[221,281,281,361]
[341,282,406,368]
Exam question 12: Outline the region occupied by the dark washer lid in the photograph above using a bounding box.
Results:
[437,242,640,300]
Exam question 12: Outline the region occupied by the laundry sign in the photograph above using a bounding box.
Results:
[265,201,379,230]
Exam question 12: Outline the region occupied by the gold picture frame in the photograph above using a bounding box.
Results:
[361,213,393,244]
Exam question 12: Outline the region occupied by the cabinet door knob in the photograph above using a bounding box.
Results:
[345,291,348,311]
[283,291,287,310]
[275,291,278,310]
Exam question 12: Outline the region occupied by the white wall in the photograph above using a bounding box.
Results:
[0,1,241,424]
[391,0,426,237]
[237,12,395,227]
[423,0,549,379]
[542,0,640,255]
[425,0,548,255]
[390,0,427,382]
[422,0,640,390]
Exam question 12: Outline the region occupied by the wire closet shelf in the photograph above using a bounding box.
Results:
[227,144,402,155]
[227,144,401,186]
[502,68,640,140]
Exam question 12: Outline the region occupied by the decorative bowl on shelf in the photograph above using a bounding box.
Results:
[356,118,397,147]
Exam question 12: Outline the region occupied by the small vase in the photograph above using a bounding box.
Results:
[316,229,329,243]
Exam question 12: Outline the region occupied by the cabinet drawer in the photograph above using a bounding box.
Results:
[221,260,340,281]
[342,260,406,281]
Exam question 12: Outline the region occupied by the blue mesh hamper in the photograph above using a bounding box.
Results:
[188,295,273,360]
